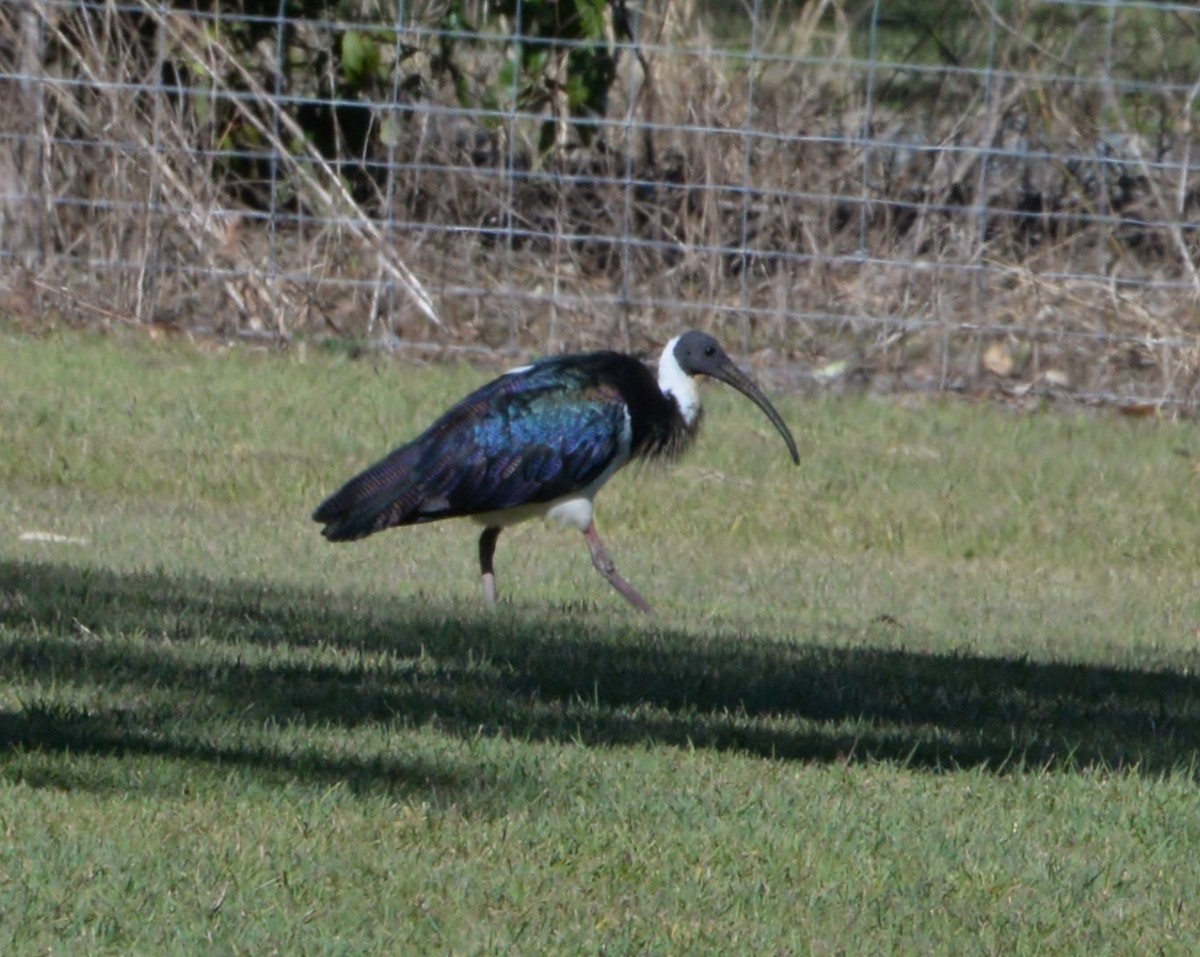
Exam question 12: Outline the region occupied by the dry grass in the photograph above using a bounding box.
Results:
[2,0,1200,404]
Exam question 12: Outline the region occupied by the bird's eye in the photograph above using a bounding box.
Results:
[704,345,716,356]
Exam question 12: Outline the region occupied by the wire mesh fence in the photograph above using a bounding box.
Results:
[2,0,1200,407]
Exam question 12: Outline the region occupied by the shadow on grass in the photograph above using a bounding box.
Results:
[0,704,465,800]
[2,559,1198,792]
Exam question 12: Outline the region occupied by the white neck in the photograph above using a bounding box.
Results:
[658,336,701,425]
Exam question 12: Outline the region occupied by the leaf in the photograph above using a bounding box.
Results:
[1118,403,1160,418]
[498,59,518,91]
[982,342,1014,377]
[342,31,367,79]
[813,360,847,381]
[379,115,402,148]
[575,0,608,38]
[340,31,380,88]
[525,48,549,75]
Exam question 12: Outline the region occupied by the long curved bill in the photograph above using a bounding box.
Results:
[709,360,800,465]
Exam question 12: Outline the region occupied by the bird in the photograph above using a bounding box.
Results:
[312,330,799,613]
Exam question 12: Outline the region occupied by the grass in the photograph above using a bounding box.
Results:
[3,330,1200,954]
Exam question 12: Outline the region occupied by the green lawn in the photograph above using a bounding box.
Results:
[2,330,1200,954]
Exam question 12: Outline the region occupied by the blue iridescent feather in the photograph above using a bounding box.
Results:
[312,351,683,541]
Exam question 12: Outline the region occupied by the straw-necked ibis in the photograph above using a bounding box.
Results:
[313,331,799,612]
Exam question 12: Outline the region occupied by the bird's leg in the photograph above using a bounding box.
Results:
[583,521,654,614]
[479,526,501,605]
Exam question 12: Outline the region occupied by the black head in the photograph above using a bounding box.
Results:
[672,331,800,465]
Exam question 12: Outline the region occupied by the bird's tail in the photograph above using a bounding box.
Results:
[312,448,424,542]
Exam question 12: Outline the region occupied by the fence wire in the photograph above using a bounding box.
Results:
[2,0,1200,408]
